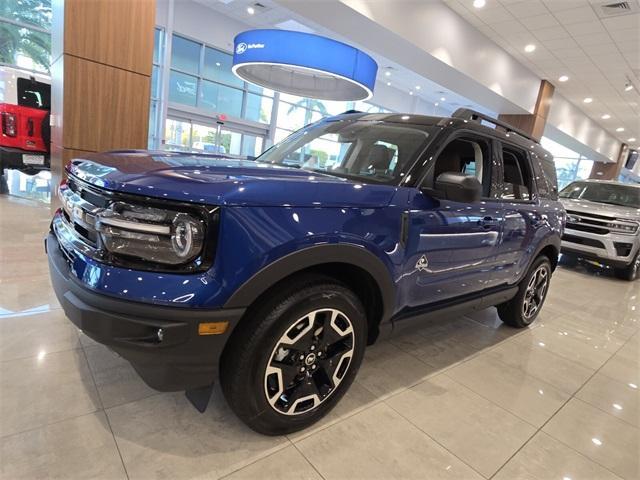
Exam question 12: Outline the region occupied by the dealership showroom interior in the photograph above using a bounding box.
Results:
[2,0,640,478]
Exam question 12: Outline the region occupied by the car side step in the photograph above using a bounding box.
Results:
[185,384,214,413]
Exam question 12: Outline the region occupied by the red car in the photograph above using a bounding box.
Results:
[0,66,51,187]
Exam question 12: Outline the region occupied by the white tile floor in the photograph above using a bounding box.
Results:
[1,194,638,480]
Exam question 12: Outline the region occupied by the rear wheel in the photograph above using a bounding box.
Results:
[498,255,552,328]
[614,251,640,281]
[220,275,367,435]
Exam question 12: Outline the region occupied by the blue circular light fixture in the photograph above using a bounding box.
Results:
[232,29,378,101]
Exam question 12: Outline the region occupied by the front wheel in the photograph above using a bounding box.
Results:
[614,251,640,281]
[220,276,367,435]
[498,255,552,328]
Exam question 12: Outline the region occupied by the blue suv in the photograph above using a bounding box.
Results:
[47,109,563,434]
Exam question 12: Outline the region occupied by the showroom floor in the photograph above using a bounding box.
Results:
[0,194,638,480]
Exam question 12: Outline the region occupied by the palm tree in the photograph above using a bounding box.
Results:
[0,0,52,72]
[286,98,330,164]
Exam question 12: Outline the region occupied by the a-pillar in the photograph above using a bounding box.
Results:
[498,80,555,141]
[50,0,156,205]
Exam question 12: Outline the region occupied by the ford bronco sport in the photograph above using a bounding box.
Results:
[560,180,640,281]
[47,109,563,434]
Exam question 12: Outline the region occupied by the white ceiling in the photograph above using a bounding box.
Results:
[194,0,489,113]
[443,0,640,149]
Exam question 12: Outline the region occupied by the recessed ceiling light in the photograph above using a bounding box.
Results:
[601,114,611,119]
[524,44,536,53]
[435,102,439,106]
[215,62,221,67]
[246,6,255,14]
[473,0,486,8]
[409,91,413,96]
[558,75,569,82]
[583,97,593,103]
[416,86,421,90]
[625,82,634,92]
[386,81,391,86]
[628,137,636,142]
[440,96,446,101]
[385,71,391,77]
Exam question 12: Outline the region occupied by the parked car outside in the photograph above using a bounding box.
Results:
[46,109,563,434]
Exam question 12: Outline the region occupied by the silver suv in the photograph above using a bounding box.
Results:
[560,180,640,281]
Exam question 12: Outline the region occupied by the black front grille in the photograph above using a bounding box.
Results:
[565,209,615,221]
[562,234,605,249]
[566,222,610,235]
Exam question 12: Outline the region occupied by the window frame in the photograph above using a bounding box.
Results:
[495,140,539,204]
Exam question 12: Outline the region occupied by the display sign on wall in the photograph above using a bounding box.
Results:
[232,29,378,101]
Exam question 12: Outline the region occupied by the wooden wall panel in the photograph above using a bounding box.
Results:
[498,80,554,142]
[62,56,150,152]
[63,0,155,75]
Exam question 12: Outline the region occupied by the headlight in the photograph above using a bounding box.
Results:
[96,202,206,265]
[606,221,639,235]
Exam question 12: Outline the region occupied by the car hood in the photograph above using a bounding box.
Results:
[65,151,398,208]
[560,198,640,222]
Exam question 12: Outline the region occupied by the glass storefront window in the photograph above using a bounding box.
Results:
[0,22,51,73]
[165,118,191,151]
[168,70,197,106]
[244,93,273,123]
[203,47,243,88]
[153,28,162,64]
[241,135,264,157]
[199,80,243,117]
[171,35,200,74]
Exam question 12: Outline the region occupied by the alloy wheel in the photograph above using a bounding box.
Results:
[264,308,354,415]
[522,264,550,320]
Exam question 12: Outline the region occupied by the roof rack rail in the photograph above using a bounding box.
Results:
[341,109,364,115]
[451,108,538,144]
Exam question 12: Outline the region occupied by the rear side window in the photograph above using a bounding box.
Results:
[500,146,533,201]
[17,78,50,110]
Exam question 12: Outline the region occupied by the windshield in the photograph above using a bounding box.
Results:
[560,182,640,208]
[256,118,435,184]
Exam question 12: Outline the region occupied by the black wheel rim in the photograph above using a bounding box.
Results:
[523,265,550,320]
[264,308,354,415]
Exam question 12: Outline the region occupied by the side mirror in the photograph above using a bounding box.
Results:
[434,172,482,203]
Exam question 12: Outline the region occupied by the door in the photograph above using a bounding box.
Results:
[402,134,505,308]
[492,142,544,284]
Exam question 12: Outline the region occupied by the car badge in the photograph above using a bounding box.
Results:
[416,255,429,272]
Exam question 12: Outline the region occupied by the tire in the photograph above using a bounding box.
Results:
[614,251,640,281]
[498,255,552,328]
[220,274,367,435]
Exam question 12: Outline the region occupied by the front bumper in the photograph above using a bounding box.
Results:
[46,232,245,391]
[561,227,639,268]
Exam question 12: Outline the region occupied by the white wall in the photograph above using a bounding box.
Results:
[156,0,247,53]
[545,92,621,163]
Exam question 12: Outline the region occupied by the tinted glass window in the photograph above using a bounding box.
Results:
[500,147,533,201]
[171,35,200,74]
[168,71,197,106]
[203,47,243,88]
[257,119,435,185]
[17,78,50,110]
[560,182,640,208]
[199,81,243,117]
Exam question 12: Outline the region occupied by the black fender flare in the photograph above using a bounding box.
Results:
[223,243,396,322]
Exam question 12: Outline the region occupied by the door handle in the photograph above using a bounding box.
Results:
[478,216,498,229]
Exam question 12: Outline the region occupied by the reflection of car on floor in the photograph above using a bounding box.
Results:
[0,66,51,192]
[560,180,640,281]
[46,109,563,434]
